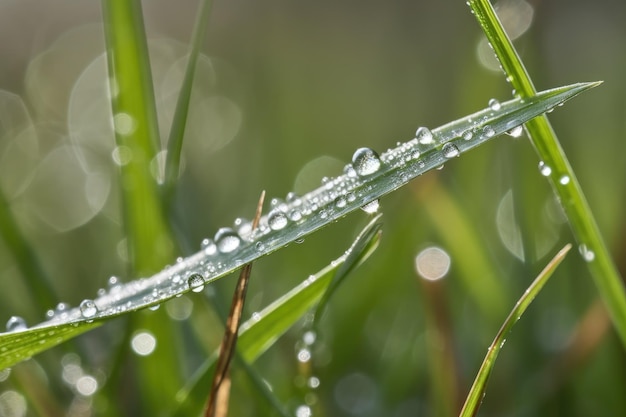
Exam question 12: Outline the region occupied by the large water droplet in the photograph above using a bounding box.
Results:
[488,98,501,111]
[268,209,289,230]
[360,199,380,214]
[538,161,552,176]
[214,227,241,253]
[506,125,524,138]
[415,126,434,144]
[442,143,460,158]
[6,316,27,332]
[351,148,381,176]
[187,273,205,293]
[79,299,98,319]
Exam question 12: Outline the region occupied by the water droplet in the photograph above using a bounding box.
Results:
[578,244,595,262]
[201,238,217,255]
[214,227,241,253]
[506,125,524,138]
[559,175,570,185]
[410,149,421,160]
[79,299,98,319]
[268,209,289,230]
[297,348,312,363]
[462,130,473,141]
[538,161,552,176]
[415,126,434,144]
[343,164,357,178]
[255,241,266,252]
[289,209,303,222]
[308,376,320,389]
[296,405,313,417]
[334,195,347,208]
[442,143,460,158]
[351,148,382,176]
[303,330,317,345]
[360,199,380,214]
[488,98,501,111]
[6,316,27,332]
[187,273,205,293]
[483,125,495,138]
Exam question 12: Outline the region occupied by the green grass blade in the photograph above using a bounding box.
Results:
[0,188,56,315]
[101,0,175,275]
[459,244,572,417]
[467,0,626,347]
[171,215,382,417]
[0,84,595,371]
[163,0,213,199]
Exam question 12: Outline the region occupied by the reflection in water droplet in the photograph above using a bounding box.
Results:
[187,273,205,293]
[442,143,460,158]
[483,125,495,138]
[506,125,524,138]
[488,98,501,111]
[79,299,98,318]
[462,130,473,141]
[351,148,381,176]
[415,126,433,144]
[360,199,379,214]
[268,209,289,230]
[6,316,27,332]
[214,227,241,253]
[559,175,570,185]
[538,161,552,176]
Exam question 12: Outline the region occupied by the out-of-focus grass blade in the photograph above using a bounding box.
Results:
[163,0,213,199]
[459,244,572,417]
[101,1,181,414]
[468,0,626,347]
[171,215,382,417]
[0,188,56,315]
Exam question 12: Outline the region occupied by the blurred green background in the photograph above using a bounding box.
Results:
[0,0,625,416]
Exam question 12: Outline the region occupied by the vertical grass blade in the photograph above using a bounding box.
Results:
[459,244,572,417]
[467,0,626,346]
[163,0,213,200]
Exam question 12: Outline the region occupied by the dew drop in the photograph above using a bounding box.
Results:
[488,98,501,111]
[214,227,241,253]
[201,238,217,255]
[578,244,595,262]
[415,126,434,144]
[79,299,98,319]
[351,148,382,176]
[255,241,265,252]
[297,348,312,363]
[462,130,473,141]
[187,273,205,293]
[559,175,570,185]
[442,143,460,158]
[289,209,303,222]
[483,125,495,138]
[6,316,27,332]
[538,161,552,176]
[268,209,289,230]
[506,125,524,138]
[334,195,347,208]
[361,199,380,214]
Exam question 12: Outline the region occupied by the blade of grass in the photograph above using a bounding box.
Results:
[171,215,383,417]
[459,243,572,417]
[205,191,265,417]
[0,188,56,315]
[467,0,626,346]
[163,0,213,200]
[0,84,596,371]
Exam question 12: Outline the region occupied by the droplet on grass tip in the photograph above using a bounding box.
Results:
[79,299,98,319]
[351,148,382,176]
[415,126,434,144]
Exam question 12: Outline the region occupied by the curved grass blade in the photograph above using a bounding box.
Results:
[459,244,572,417]
[0,83,594,371]
[171,215,382,417]
[163,0,213,199]
[467,0,626,346]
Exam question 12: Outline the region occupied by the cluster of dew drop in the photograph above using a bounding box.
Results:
[3,95,559,334]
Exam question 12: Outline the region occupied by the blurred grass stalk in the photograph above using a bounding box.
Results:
[466,0,626,346]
